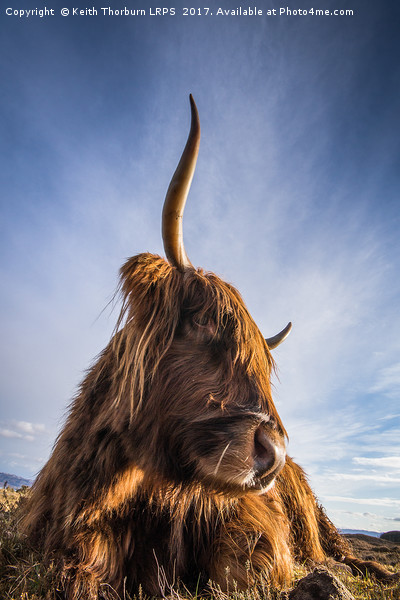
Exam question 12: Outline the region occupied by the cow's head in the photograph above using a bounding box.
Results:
[113,96,291,497]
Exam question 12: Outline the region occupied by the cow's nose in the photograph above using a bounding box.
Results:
[252,425,286,478]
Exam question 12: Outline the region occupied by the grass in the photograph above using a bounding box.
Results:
[0,487,62,600]
[334,569,400,599]
[1,487,399,600]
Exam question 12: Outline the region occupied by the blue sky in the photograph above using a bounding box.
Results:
[1,0,399,532]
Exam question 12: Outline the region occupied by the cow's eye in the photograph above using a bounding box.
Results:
[193,315,210,328]
[192,316,217,337]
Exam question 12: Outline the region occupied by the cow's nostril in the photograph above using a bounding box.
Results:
[253,426,285,478]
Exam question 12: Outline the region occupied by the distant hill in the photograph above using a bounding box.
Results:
[380,530,400,543]
[0,472,33,489]
[339,528,382,538]
[344,532,400,568]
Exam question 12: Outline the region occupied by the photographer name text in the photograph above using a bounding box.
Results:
[4,6,355,18]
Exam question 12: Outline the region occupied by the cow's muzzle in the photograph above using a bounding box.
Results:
[252,425,286,483]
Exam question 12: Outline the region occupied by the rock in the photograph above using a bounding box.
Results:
[325,557,353,576]
[289,568,355,600]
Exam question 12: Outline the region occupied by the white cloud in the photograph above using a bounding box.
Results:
[14,421,46,435]
[324,496,400,508]
[326,506,397,533]
[353,456,400,469]
[342,510,390,521]
[0,428,24,440]
[0,421,46,442]
[329,472,400,484]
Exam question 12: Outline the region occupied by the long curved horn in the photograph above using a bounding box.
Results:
[266,322,292,349]
[162,95,200,270]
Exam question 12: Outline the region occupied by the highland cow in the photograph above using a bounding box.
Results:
[23,96,395,599]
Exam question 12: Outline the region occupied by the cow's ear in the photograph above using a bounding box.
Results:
[117,253,181,328]
[111,253,183,416]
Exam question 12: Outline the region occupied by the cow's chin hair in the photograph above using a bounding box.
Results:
[247,477,276,495]
[236,471,278,496]
[207,476,277,498]
[194,464,278,498]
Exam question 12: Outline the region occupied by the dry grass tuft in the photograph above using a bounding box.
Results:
[0,487,61,600]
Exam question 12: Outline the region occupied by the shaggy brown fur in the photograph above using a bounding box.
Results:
[23,253,395,598]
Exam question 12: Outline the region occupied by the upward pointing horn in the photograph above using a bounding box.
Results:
[162,95,200,271]
[161,96,292,350]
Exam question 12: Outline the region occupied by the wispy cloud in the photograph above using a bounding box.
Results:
[14,421,46,435]
[324,496,400,508]
[378,414,400,422]
[0,421,46,442]
[353,456,400,469]
[370,363,400,398]
[342,510,396,522]
[329,473,400,484]
[0,429,26,440]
